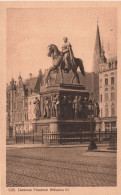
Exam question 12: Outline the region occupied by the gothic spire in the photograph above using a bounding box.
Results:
[92,22,101,73]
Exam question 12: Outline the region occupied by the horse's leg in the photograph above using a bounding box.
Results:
[71,71,75,84]
[75,58,85,77]
[71,69,80,84]
[76,73,80,84]
[47,66,57,78]
[60,67,64,84]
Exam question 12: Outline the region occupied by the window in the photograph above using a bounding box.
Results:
[22,114,24,122]
[105,103,108,117]
[100,79,102,87]
[111,121,116,131]
[17,102,22,110]
[111,92,115,100]
[105,122,110,128]
[105,122,110,131]
[100,95,102,102]
[105,93,108,101]
[20,113,22,122]
[105,88,108,91]
[105,78,108,85]
[27,113,28,121]
[111,103,115,116]
[111,72,114,75]
[101,108,103,117]
[111,86,114,90]
[111,77,114,85]
[109,63,111,69]
[111,121,116,128]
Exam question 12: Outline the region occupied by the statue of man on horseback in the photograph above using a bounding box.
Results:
[47,37,85,84]
[62,37,76,73]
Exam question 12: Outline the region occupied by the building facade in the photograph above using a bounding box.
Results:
[6,71,42,138]
[92,23,117,132]
[99,56,117,131]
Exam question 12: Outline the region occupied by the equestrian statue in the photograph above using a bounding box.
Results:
[47,37,85,84]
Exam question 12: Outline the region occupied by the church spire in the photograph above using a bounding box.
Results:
[92,22,101,73]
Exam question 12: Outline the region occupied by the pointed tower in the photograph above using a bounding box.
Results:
[91,22,102,102]
[92,22,101,73]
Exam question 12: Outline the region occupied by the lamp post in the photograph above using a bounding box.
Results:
[88,98,97,150]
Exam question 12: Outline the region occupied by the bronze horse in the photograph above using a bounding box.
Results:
[47,44,85,84]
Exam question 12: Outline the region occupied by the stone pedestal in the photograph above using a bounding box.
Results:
[32,83,96,144]
[50,122,59,133]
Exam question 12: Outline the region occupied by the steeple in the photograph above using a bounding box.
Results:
[92,22,101,73]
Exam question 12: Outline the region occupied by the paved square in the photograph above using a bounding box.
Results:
[6,146,117,187]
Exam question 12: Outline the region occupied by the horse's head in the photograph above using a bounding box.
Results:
[47,44,60,58]
[47,44,54,57]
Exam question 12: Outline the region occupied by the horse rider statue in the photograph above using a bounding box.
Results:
[62,37,76,73]
[46,38,85,84]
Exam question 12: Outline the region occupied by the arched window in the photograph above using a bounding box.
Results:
[105,93,108,101]
[111,86,114,90]
[105,88,108,91]
[111,92,115,100]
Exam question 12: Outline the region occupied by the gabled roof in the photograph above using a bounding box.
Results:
[25,77,38,90]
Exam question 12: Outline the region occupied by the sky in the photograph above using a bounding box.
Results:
[7,8,117,83]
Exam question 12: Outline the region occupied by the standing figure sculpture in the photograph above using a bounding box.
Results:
[52,94,57,117]
[47,37,85,84]
[73,96,78,118]
[93,98,100,117]
[33,97,40,119]
[43,97,50,118]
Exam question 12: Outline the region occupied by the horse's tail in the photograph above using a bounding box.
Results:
[75,58,85,77]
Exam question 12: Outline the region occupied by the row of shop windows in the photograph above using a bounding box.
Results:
[105,121,116,131]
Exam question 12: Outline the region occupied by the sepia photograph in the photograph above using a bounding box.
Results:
[1,1,121,195]
[6,6,117,187]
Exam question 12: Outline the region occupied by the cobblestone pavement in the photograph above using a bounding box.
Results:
[6,147,117,187]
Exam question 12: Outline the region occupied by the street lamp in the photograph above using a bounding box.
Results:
[88,98,97,150]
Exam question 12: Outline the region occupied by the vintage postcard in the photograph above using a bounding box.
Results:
[0,1,121,195]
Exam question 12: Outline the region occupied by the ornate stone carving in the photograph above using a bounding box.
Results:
[93,98,100,117]
[73,96,78,118]
[43,97,50,118]
[52,94,58,117]
[33,97,40,119]
[61,95,68,118]
[67,95,73,118]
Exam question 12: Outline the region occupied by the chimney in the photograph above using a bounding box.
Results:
[29,73,32,79]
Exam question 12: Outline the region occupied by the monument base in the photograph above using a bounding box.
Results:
[32,83,96,144]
